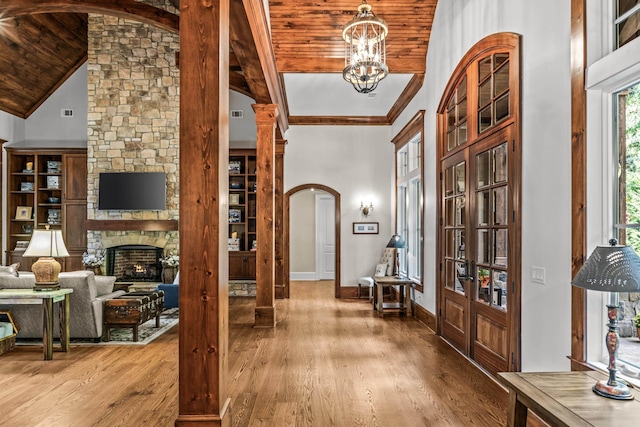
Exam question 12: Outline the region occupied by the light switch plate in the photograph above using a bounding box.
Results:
[531,266,546,284]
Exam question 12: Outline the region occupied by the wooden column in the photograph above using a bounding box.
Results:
[253,104,278,327]
[570,0,588,370]
[177,0,231,425]
[275,139,286,299]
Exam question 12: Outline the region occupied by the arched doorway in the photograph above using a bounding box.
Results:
[285,184,341,298]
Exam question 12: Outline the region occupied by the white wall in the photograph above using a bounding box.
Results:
[283,125,394,287]
[25,63,89,142]
[0,111,25,143]
[229,91,257,147]
[393,0,573,372]
[290,189,317,274]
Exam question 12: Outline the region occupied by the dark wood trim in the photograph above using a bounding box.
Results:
[274,140,286,299]
[285,184,341,297]
[387,74,425,124]
[275,57,426,74]
[391,110,426,292]
[413,300,436,332]
[0,139,6,257]
[288,116,391,126]
[570,0,588,370]
[85,220,178,231]
[435,33,522,374]
[0,0,180,33]
[230,0,288,136]
[176,0,230,423]
[253,104,278,327]
[391,110,425,148]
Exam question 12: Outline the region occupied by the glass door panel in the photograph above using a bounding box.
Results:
[473,141,510,313]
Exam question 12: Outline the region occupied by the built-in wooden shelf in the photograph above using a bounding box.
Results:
[85,220,178,231]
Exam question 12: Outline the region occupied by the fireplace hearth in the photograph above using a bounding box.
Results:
[105,245,163,282]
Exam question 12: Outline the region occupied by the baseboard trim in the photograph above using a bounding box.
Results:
[290,272,316,281]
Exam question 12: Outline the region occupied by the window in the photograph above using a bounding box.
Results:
[614,81,640,372]
[585,2,640,382]
[616,1,640,48]
[392,111,425,286]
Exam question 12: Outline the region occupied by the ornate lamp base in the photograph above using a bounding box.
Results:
[33,282,60,292]
[593,380,634,400]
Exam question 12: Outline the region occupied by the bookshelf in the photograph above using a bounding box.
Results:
[5,148,87,271]
[228,149,257,279]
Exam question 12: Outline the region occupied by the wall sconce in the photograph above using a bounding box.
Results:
[360,202,373,216]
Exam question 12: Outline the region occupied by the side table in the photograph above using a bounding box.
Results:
[373,276,413,317]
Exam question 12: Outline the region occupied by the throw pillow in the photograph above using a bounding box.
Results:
[374,263,387,277]
[0,263,20,277]
[173,271,180,285]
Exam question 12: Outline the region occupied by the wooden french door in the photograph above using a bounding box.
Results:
[440,125,516,375]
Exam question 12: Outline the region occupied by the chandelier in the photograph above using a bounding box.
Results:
[342,0,389,94]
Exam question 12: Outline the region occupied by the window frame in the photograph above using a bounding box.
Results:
[392,111,425,291]
[584,1,640,385]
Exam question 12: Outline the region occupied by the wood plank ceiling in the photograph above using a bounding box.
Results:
[270,0,436,74]
[0,13,88,118]
[0,0,437,124]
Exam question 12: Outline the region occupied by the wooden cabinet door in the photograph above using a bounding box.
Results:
[63,154,87,201]
[245,252,256,278]
[63,201,87,252]
[229,252,245,279]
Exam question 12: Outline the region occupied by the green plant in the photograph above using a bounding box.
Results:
[634,313,640,328]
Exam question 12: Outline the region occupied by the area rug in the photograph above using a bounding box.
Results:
[98,307,179,346]
[15,308,179,347]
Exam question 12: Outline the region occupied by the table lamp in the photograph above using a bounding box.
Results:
[22,226,69,291]
[571,238,640,400]
[386,234,406,277]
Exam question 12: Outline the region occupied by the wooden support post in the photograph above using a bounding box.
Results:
[570,0,588,370]
[275,139,286,299]
[253,104,278,327]
[177,0,231,425]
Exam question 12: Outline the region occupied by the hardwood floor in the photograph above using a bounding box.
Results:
[0,281,508,426]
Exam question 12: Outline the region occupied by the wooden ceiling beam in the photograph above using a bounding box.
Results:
[288,115,390,126]
[230,0,288,135]
[276,57,426,74]
[0,0,179,34]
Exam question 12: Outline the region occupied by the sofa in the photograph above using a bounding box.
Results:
[0,270,126,340]
[157,271,179,309]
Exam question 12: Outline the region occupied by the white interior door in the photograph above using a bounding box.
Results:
[316,194,335,280]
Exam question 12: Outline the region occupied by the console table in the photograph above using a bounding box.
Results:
[0,288,73,360]
[499,371,640,426]
[373,276,413,317]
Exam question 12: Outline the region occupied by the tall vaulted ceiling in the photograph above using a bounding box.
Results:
[0,0,437,127]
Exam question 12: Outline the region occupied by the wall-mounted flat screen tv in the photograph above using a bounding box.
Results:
[99,172,166,210]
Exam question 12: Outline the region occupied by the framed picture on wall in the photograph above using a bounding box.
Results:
[353,222,379,234]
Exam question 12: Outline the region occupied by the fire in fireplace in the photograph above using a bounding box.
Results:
[105,245,163,282]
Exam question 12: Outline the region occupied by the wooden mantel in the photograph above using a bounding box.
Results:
[85,220,178,231]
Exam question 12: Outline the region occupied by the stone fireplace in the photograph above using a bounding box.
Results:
[105,245,163,282]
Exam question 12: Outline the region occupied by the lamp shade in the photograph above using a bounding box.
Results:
[386,234,406,249]
[23,228,70,258]
[571,239,640,293]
